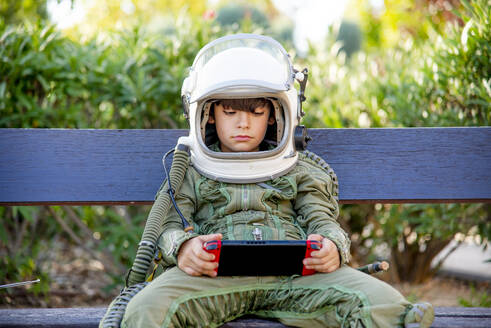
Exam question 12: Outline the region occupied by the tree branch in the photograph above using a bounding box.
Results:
[47,206,123,275]
[432,239,462,272]
[48,206,85,245]
[63,206,94,239]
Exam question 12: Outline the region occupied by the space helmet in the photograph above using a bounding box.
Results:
[177,33,309,183]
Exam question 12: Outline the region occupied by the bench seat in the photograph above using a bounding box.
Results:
[0,307,490,328]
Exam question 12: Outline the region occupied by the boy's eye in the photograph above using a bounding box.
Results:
[224,110,236,115]
[253,111,265,116]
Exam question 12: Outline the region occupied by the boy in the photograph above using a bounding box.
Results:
[103,34,434,328]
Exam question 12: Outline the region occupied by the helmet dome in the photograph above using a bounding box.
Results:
[187,36,293,102]
[178,34,308,183]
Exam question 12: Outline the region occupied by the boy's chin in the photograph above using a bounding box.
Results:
[221,143,260,153]
[229,146,259,152]
[224,149,256,153]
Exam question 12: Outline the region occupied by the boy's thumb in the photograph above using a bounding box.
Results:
[307,234,323,241]
[201,233,223,242]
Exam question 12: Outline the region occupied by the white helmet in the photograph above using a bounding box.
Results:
[178,34,309,183]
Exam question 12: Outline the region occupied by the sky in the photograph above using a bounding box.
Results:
[47,0,348,53]
[271,0,347,53]
[47,0,86,29]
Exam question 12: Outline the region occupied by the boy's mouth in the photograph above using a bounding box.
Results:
[234,135,252,141]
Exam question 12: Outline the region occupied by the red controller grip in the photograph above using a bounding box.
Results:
[302,240,321,276]
[203,240,221,274]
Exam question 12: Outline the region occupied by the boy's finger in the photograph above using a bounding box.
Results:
[196,247,216,261]
[322,254,340,271]
[193,265,218,278]
[192,252,219,270]
[304,255,328,266]
[203,269,218,278]
[325,263,340,273]
[305,250,339,266]
[197,258,219,272]
[306,258,340,272]
[311,245,329,258]
[182,266,200,276]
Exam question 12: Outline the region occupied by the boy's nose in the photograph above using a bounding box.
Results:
[237,112,250,128]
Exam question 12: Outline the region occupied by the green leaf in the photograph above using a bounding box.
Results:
[18,207,35,223]
[0,81,6,98]
[36,75,50,91]
[0,223,9,244]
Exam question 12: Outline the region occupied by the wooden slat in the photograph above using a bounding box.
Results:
[0,307,489,327]
[308,128,491,203]
[0,307,105,328]
[0,129,185,205]
[431,307,491,328]
[0,128,490,205]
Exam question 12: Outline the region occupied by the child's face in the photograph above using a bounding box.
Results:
[208,103,275,152]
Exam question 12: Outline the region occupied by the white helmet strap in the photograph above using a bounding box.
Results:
[200,102,213,142]
[271,98,284,144]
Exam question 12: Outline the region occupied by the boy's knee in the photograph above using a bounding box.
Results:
[122,303,169,328]
[122,284,174,328]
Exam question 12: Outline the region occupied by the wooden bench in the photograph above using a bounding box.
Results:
[1,127,490,328]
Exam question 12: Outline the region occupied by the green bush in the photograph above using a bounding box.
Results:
[459,284,491,307]
[305,0,489,128]
[215,3,269,30]
[336,21,362,58]
[0,206,51,299]
[0,18,223,129]
[304,0,490,282]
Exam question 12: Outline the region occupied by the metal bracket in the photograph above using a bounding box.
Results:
[294,67,309,117]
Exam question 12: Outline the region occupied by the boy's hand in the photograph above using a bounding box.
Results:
[303,234,340,273]
[177,233,222,277]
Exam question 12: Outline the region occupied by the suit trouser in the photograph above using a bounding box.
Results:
[117,265,410,328]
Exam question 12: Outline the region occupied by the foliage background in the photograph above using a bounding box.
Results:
[1,0,489,305]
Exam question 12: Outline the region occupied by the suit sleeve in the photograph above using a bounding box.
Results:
[293,161,351,264]
[157,169,199,266]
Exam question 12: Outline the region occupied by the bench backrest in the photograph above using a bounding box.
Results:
[1,127,490,205]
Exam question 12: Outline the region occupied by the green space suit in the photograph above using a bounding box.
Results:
[117,152,412,327]
[101,34,433,328]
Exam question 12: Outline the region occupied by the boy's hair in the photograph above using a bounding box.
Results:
[215,98,272,112]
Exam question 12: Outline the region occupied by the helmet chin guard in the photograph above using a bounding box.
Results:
[179,34,309,183]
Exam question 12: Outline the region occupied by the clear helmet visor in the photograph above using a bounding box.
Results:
[199,97,286,151]
[189,34,294,102]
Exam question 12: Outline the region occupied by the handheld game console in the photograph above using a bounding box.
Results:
[203,240,321,276]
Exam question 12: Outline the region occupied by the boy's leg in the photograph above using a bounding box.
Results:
[263,265,418,328]
[121,267,264,328]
